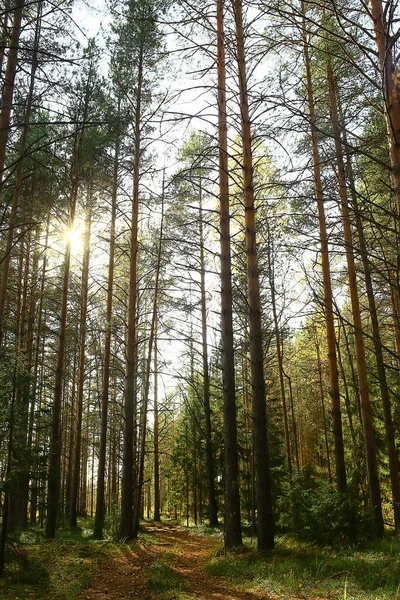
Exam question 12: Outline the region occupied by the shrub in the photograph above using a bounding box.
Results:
[277,466,365,545]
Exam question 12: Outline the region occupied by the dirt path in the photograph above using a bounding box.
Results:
[79,522,266,600]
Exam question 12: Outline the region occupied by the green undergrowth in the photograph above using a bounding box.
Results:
[205,533,400,599]
[186,522,224,539]
[147,560,184,593]
[0,517,156,600]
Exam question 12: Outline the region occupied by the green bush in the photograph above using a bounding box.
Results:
[277,466,365,545]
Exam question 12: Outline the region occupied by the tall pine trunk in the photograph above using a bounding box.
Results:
[132,185,164,538]
[0,0,41,346]
[216,0,242,549]
[369,0,400,213]
[45,86,89,535]
[94,102,120,539]
[233,0,274,551]
[267,229,292,474]
[329,65,391,534]
[153,319,160,521]
[69,188,92,528]
[301,1,347,493]
[199,177,219,527]
[0,0,24,193]
[120,45,143,541]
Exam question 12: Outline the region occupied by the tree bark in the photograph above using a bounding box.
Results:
[132,178,164,538]
[0,0,24,192]
[153,319,160,521]
[45,101,88,536]
[369,0,400,213]
[0,0,41,346]
[301,0,347,493]
[0,1,10,77]
[267,231,292,474]
[328,62,384,536]
[69,190,92,528]
[216,0,242,549]
[120,44,143,542]
[314,332,332,483]
[199,177,219,526]
[233,0,274,551]
[94,100,120,539]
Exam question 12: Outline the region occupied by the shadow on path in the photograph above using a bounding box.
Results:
[78,522,269,600]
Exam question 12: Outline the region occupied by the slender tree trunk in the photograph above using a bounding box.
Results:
[284,371,300,472]
[80,391,90,518]
[389,271,400,363]
[369,0,400,213]
[301,1,347,493]
[0,1,10,77]
[267,232,292,474]
[8,233,32,530]
[328,63,384,535]
[28,216,49,523]
[45,72,91,532]
[120,45,143,542]
[69,188,92,528]
[65,339,78,519]
[0,1,41,346]
[45,161,82,537]
[315,332,332,482]
[15,225,40,526]
[0,370,16,576]
[94,103,120,539]
[111,369,118,508]
[0,0,24,192]
[199,178,219,526]
[345,115,400,520]
[132,182,164,538]
[216,0,242,549]
[153,320,160,521]
[233,0,274,551]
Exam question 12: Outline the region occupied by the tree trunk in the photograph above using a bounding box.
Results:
[8,233,32,530]
[153,319,160,521]
[301,0,347,493]
[69,188,92,528]
[94,102,120,539]
[199,177,219,526]
[45,113,87,537]
[28,215,49,523]
[233,0,274,551]
[389,271,400,364]
[328,62,384,536]
[267,231,292,474]
[0,1,41,346]
[315,331,332,482]
[132,178,164,538]
[0,1,10,77]
[216,0,242,549]
[120,44,143,542]
[0,0,24,192]
[369,0,400,213]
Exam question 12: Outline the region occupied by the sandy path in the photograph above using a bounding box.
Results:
[78,522,267,600]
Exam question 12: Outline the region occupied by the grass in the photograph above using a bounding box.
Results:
[204,533,400,599]
[147,561,184,593]
[0,517,149,600]
[2,519,400,600]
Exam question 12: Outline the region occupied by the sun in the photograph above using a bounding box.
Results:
[65,223,84,255]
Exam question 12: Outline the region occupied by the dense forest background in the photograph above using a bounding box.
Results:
[0,0,400,570]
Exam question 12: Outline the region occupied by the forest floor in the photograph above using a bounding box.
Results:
[79,521,266,600]
[1,519,399,600]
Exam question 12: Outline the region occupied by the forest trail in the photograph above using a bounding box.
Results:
[79,522,267,600]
